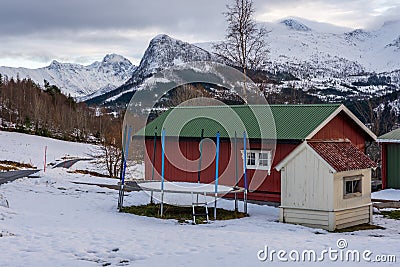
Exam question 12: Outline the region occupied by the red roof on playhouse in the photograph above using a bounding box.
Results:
[307,141,377,172]
[139,104,376,205]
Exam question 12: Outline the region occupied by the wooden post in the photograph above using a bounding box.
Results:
[44,146,47,173]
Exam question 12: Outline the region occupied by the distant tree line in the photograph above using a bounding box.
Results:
[1,75,110,141]
[0,74,123,177]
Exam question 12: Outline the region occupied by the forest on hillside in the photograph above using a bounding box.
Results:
[0,74,122,146]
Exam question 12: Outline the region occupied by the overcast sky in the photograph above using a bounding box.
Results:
[0,0,399,68]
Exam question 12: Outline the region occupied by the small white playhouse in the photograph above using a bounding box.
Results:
[275,140,377,231]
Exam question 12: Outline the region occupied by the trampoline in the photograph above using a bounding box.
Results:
[137,181,242,195]
[118,128,249,223]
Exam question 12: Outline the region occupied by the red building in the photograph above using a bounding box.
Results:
[141,104,376,202]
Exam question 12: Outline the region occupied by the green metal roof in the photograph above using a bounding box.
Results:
[378,128,400,141]
[139,104,342,140]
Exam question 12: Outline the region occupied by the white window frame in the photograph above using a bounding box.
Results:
[241,150,272,173]
[343,175,362,199]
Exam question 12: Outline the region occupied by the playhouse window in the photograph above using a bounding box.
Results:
[243,150,272,172]
[344,176,362,198]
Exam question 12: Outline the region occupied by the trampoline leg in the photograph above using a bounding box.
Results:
[160,191,164,217]
[234,192,238,212]
[214,193,217,220]
[118,184,124,211]
[150,191,154,204]
[244,190,248,215]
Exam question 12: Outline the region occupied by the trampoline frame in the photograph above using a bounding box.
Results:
[118,128,249,220]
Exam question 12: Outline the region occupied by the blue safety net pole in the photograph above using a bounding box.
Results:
[160,128,166,217]
[214,131,220,220]
[243,131,248,214]
[234,131,238,212]
[118,125,127,209]
[118,126,132,210]
[150,127,157,204]
[196,129,205,205]
[197,129,204,184]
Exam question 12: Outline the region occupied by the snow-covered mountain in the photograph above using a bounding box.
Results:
[0,54,136,99]
[88,19,400,105]
[126,34,219,85]
[197,18,400,77]
[265,17,400,75]
[86,34,220,105]
[5,18,399,105]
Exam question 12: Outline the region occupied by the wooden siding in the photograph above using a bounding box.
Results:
[386,144,400,189]
[144,138,298,202]
[280,146,334,211]
[281,205,371,231]
[381,144,387,189]
[280,208,329,228]
[335,205,372,229]
[311,111,367,151]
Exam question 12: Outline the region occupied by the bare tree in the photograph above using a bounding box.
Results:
[169,84,210,107]
[92,117,123,178]
[213,0,269,73]
[98,141,122,178]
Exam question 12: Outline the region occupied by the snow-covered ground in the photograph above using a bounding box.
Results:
[1,131,400,266]
[372,189,400,201]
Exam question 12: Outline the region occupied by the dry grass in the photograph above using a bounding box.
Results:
[72,169,111,178]
[333,223,384,233]
[380,210,400,220]
[0,160,35,171]
[121,203,247,224]
[0,165,18,171]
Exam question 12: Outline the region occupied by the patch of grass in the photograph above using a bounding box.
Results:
[73,169,110,178]
[121,203,247,224]
[333,223,384,233]
[380,210,400,220]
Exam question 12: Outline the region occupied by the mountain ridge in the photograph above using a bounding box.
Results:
[0,54,136,98]
[85,34,222,105]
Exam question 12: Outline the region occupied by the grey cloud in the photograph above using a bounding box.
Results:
[0,0,399,68]
[0,0,230,66]
[0,0,227,39]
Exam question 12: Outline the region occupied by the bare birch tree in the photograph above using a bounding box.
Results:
[213,0,269,73]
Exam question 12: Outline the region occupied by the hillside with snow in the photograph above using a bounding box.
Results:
[128,34,219,83]
[0,54,136,99]
[265,18,400,76]
[85,19,400,106]
[1,18,399,106]
[85,34,221,105]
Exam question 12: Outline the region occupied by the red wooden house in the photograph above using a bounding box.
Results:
[141,104,376,202]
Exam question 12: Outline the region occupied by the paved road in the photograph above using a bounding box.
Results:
[52,158,92,169]
[0,169,41,185]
